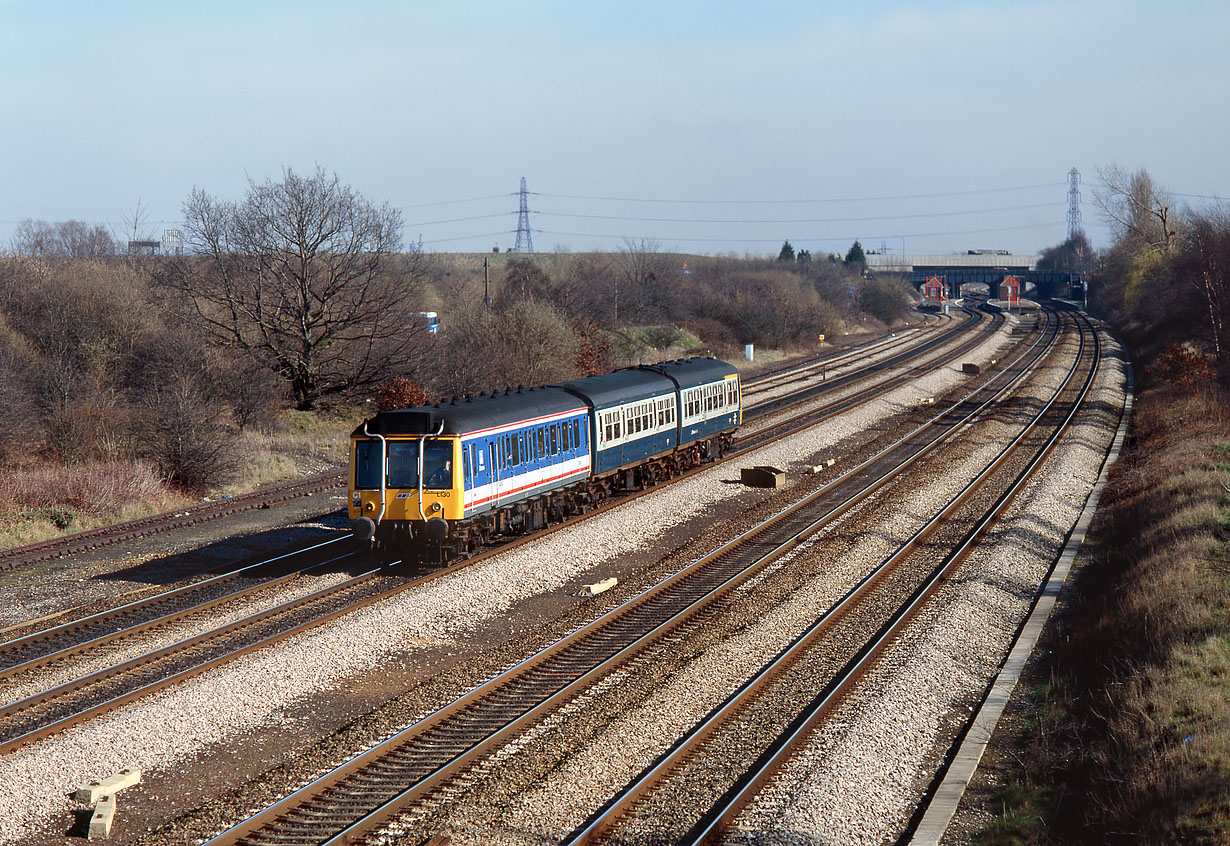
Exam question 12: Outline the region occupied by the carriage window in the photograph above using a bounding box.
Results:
[574,420,582,447]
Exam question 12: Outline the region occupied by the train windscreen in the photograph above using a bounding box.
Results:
[355,439,453,490]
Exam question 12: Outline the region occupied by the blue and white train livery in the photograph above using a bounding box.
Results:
[349,357,741,562]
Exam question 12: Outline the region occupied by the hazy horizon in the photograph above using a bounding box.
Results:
[3,0,1226,257]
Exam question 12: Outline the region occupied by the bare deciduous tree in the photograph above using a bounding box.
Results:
[12,219,116,257]
[1174,210,1230,363]
[162,166,429,409]
[1095,165,1181,252]
[614,237,666,324]
[430,301,579,396]
[115,198,156,256]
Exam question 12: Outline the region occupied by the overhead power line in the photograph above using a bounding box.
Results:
[531,220,1062,246]
[533,182,1067,205]
[398,193,511,209]
[531,201,1059,226]
[405,212,513,227]
[417,230,515,245]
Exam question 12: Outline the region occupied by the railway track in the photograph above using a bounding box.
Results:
[0,472,345,573]
[565,309,1101,845]
[742,308,984,419]
[198,307,1070,846]
[740,315,951,404]
[0,308,971,577]
[0,304,1011,763]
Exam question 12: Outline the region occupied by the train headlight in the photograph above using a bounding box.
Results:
[430,502,442,513]
[364,501,375,512]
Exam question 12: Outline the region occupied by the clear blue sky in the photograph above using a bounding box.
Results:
[2,0,1226,256]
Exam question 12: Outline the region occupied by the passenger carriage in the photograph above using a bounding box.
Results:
[349,358,741,563]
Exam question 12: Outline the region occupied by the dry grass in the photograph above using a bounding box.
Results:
[0,408,361,551]
[0,459,190,548]
[976,386,1230,844]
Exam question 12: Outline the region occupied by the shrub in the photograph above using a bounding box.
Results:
[220,353,283,431]
[376,376,433,412]
[1148,343,1218,389]
[0,459,168,517]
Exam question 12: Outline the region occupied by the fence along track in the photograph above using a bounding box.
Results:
[202,308,1061,846]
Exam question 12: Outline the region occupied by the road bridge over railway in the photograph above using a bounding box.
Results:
[864,253,1084,298]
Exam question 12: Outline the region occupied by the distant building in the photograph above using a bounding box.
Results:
[127,240,160,255]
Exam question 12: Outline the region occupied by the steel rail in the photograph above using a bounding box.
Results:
[741,323,939,400]
[0,549,390,755]
[740,308,953,391]
[0,304,1019,764]
[199,307,1061,846]
[734,310,1002,453]
[743,306,993,420]
[0,307,965,576]
[0,473,345,573]
[0,536,353,680]
[680,311,1101,846]
[560,309,1097,844]
[0,303,994,679]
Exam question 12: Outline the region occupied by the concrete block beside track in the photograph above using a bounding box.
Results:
[88,795,115,839]
[742,466,786,488]
[583,577,618,596]
[76,768,140,804]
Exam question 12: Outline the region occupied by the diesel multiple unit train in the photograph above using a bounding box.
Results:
[349,357,742,561]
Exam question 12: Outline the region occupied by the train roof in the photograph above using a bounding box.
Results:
[353,359,740,438]
[353,386,584,438]
[554,368,676,408]
[638,357,739,389]
[556,357,738,408]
